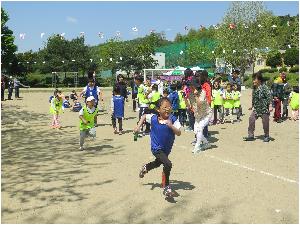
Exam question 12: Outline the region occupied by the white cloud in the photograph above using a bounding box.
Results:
[66,16,78,23]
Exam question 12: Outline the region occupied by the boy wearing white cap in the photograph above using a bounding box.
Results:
[79,96,99,150]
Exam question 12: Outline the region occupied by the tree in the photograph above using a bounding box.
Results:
[284,48,299,67]
[266,51,282,68]
[1,8,17,72]
[214,1,277,79]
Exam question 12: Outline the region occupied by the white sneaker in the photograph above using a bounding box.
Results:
[202,143,211,150]
[192,144,203,154]
[79,146,84,151]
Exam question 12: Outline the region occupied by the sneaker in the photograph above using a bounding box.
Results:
[139,165,148,178]
[192,144,203,154]
[163,185,173,197]
[119,131,122,135]
[191,140,197,146]
[79,146,84,151]
[185,127,193,132]
[263,136,270,142]
[231,120,234,124]
[202,143,211,150]
[243,136,255,141]
[114,129,118,134]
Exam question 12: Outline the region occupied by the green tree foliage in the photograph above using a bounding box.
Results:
[284,48,299,67]
[1,8,17,72]
[215,1,277,78]
[266,50,282,68]
[39,35,93,73]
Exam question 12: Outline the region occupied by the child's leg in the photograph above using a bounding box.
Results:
[80,130,88,147]
[213,105,218,123]
[51,115,56,126]
[112,115,117,131]
[229,108,233,122]
[183,109,187,126]
[56,114,60,126]
[118,118,123,131]
[151,151,172,187]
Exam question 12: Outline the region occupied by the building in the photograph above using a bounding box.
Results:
[151,52,165,69]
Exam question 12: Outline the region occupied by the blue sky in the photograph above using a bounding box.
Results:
[2,1,299,53]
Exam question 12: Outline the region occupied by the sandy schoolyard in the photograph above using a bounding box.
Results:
[1,88,298,223]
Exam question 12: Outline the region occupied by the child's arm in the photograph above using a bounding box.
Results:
[165,120,181,136]
[79,115,88,125]
[134,114,147,133]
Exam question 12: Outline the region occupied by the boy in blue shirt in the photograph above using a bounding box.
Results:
[111,87,125,135]
[134,97,181,197]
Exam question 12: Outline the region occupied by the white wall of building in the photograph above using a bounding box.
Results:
[152,52,165,69]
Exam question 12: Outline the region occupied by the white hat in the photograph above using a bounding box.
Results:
[86,96,95,102]
[9,76,12,79]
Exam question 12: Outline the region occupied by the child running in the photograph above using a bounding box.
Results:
[188,77,213,153]
[111,87,125,135]
[147,84,161,114]
[79,96,99,150]
[222,83,234,124]
[49,89,64,129]
[177,83,187,127]
[134,97,181,197]
[232,83,242,122]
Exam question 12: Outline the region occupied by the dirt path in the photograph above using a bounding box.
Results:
[1,88,298,223]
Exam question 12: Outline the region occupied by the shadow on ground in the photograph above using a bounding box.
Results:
[1,108,124,218]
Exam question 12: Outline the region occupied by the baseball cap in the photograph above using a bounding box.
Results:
[86,96,95,102]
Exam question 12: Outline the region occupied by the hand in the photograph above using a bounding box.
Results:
[165,119,173,128]
[269,106,273,112]
[133,127,139,133]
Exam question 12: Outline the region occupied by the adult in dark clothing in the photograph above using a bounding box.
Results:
[1,75,5,101]
[280,73,292,120]
[14,78,20,98]
[114,74,128,102]
[130,76,138,111]
[7,76,14,100]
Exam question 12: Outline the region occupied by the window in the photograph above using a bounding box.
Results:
[256,59,263,66]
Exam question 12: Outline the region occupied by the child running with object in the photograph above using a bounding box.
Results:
[222,83,234,124]
[49,89,64,129]
[111,86,125,135]
[232,84,242,122]
[79,96,99,150]
[134,97,181,197]
[289,86,299,121]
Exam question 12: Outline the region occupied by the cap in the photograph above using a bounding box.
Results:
[86,96,95,102]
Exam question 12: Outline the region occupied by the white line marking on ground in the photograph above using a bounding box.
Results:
[179,146,298,185]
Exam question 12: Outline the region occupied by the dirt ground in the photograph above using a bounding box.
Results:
[1,87,299,223]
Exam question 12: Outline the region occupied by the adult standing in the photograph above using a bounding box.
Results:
[130,74,138,112]
[7,76,14,100]
[243,72,272,142]
[114,74,128,102]
[184,68,195,132]
[1,75,5,101]
[280,73,292,120]
[14,77,20,98]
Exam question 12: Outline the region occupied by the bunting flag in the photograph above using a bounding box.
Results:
[229,23,236,29]
[132,27,138,32]
[150,29,156,34]
[90,59,93,62]
[271,25,277,28]
[62,60,64,63]
[258,24,262,28]
[60,33,65,40]
[223,49,226,54]
[243,24,249,29]
[100,59,103,62]
[43,61,45,64]
[287,21,290,26]
[266,47,269,50]
[200,25,205,31]
[116,31,121,36]
[98,32,104,39]
[40,33,45,38]
[34,62,37,64]
[19,33,26,40]
[80,32,85,38]
[109,58,113,61]
[120,57,123,61]
[233,50,236,53]
[184,25,189,31]
[71,59,75,62]
[288,44,291,48]
[180,50,184,55]
[213,25,219,30]
[211,51,215,54]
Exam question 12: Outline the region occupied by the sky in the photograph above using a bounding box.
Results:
[2,1,299,53]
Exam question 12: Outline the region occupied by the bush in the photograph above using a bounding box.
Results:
[279,67,288,72]
[268,68,278,73]
[284,48,299,67]
[289,65,299,73]
[259,68,269,73]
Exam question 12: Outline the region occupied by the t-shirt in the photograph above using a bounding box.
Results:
[79,106,96,116]
[83,86,101,94]
[111,95,125,118]
[145,114,181,155]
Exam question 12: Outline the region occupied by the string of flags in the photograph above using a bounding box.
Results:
[18,20,293,41]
